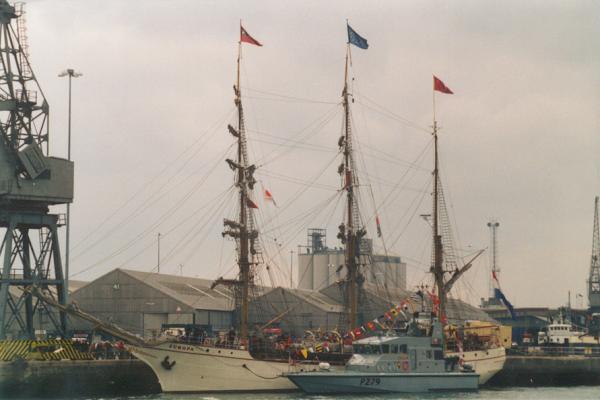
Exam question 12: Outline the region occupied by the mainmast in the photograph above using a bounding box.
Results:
[213,25,261,341]
[339,23,368,331]
[339,45,365,331]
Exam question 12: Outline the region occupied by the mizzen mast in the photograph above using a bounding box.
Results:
[431,120,446,318]
[430,76,482,324]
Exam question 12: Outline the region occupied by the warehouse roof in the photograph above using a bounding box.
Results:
[118,269,237,312]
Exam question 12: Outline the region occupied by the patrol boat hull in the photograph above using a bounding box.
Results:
[287,371,479,393]
[129,342,299,392]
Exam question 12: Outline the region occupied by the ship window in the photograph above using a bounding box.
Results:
[426,350,432,359]
[391,344,398,354]
[434,350,444,360]
[381,345,390,353]
[371,345,381,354]
[399,344,408,354]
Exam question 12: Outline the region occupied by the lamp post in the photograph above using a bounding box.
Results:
[58,68,82,301]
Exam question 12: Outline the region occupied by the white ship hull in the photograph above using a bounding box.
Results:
[130,340,505,392]
[447,346,506,385]
[128,342,300,392]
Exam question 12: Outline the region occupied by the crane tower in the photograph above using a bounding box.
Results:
[588,197,600,312]
[0,1,73,339]
[480,220,503,308]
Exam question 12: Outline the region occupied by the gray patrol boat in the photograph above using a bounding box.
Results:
[286,319,479,393]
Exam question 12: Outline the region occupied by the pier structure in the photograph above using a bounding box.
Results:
[0,0,73,339]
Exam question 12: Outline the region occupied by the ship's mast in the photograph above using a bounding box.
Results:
[432,121,446,319]
[430,106,482,326]
[213,32,259,341]
[236,40,250,340]
[340,45,363,330]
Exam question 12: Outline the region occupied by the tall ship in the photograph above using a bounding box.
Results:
[127,21,378,393]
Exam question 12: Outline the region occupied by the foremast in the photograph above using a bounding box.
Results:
[339,45,366,331]
[213,33,259,342]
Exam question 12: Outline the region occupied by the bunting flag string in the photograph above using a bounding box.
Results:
[343,297,416,340]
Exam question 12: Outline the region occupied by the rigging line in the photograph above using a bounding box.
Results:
[387,177,433,251]
[133,187,234,279]
[260,196,342,265]
[261,190,341,236]
[356,171,429,193]
[71,106,236,251]
[262,190,343,262]
[358,99,428,134]
[72,147,232,275]
[258,169,338,191]
[248,137,335,153]
[161,198,232,271]
[157,186,237,267]
[354,89,430,134]
[260,152,340,230]
[279,192,347,291]
[72,185,235,279]
[247,128,336,152]
[243,95,339,105]
[256,105,341,166]
[357,140,430,172]
[372,139,433,221]
[71,142,235,261]
[351,102,395,305]
[437,158,466,266]
[242,86,339,105]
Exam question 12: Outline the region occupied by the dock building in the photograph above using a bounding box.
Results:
[68,268,494,339]
[297,229,406,291]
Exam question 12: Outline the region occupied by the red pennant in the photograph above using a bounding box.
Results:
[240,26,262,46]
[246,198,259,209]
[264,189,277,206]
[433,75,453,94]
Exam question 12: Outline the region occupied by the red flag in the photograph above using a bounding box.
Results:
[433,75,453,94]
[246,198,259,209]
[264,189,277,206]
[375,215,382,238]
[240,26,262,46]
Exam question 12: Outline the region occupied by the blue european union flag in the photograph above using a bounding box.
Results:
[347,24,368,49]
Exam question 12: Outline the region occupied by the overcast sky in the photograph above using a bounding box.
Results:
[23,0,600,308]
